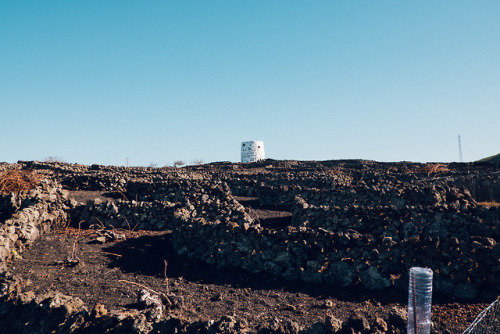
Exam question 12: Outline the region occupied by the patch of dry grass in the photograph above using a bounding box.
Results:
[0,170,43,195]
[415,163,450,174]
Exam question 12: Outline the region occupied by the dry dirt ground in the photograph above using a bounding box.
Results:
[5,191,493,333]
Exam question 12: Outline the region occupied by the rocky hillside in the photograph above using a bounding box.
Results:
[477,152,500,163]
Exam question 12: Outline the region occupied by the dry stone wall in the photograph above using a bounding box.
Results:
[0,179,68,273]
[173,200,498,299]
[2,160,499,301]
[70,179,256,232]
[170,166,498,299]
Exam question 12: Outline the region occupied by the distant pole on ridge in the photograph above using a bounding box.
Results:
[458,135,463,163]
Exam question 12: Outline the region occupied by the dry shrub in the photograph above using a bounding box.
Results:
[416,163,450,174]
[0,170,43,195]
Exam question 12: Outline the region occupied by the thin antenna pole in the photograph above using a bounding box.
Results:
[458,135,463,162]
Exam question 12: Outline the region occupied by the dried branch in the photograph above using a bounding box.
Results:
[123,217,139,236]
[94,217,107,230]
[117,190,129,201]
[67,221,83,264]
[164,259,169,293]
[85,251,122,258]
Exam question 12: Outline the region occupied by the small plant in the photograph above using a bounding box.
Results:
[44,156,66,163]
[173,160,185,168]
[192,159,204,166]
[67,221,82,266]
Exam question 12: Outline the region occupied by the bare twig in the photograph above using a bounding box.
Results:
[119,279,155,292]
[94,217,107,230]
[85,251,122,258]
[117,190,129,201]
[68,221,83,263]
[164,259,169,293]
[124,216,132,231]
[123,217,139,234]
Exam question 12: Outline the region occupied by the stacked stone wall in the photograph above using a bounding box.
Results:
[0,179,68,272]
[173,202,498,299]
[3,161,498,301]
[70,179,255,232]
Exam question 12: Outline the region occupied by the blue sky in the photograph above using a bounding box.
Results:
[1,1,498,166]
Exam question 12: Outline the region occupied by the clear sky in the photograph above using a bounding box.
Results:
[1,1,499,166]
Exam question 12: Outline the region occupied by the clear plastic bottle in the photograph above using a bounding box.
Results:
[407,267,433,334]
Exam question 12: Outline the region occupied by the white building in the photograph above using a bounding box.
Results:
[241,141,265,163]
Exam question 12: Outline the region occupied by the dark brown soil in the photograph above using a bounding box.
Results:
[8,191,492,333]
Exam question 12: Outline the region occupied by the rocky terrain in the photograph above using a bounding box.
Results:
[0,159,498,333]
